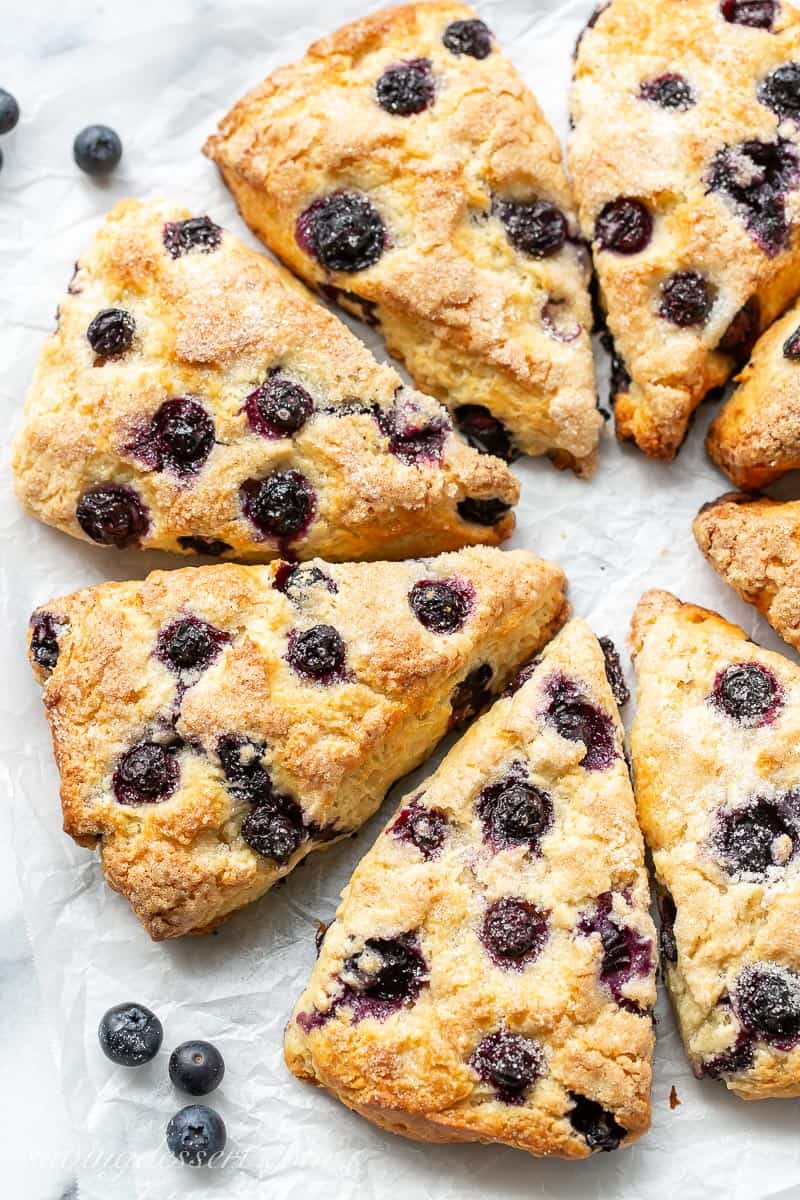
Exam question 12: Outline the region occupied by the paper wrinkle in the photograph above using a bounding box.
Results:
[2,1,800,1197]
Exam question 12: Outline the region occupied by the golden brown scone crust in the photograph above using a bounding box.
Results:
[28,548,567,940]
[204,1,601,475]
[285,619,655,1156]
[12,197,519,560]
[630,589,800,1098]
[695,492,800,650]
[706,301,800,488]
[570,0,800,460]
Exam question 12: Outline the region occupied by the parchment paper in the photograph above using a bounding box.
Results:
[2,1,800,1196]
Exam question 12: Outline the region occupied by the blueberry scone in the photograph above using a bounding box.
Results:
[631,589,800,1098]
[706,300,800,487]
[570,0,800,459]
[27,548,567,940]
[285,620,655,1156]
[12,198,519,561]
[204,1,601,475]
[695,492,800,651]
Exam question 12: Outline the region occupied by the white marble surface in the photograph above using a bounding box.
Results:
[3,2,800,1199]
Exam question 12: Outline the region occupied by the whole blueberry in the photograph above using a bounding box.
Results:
[166,1104,226,1167]
[98,1002,163,1066]
[240,800,306,863]
[287,624,346,681]
[86,308,135,358]
[240,470,314,541]
[113,740,180,806]
[157,616,228,674]
[493,197,567,259]
[711,661,782,726]
[408,578,473,634]
[150,397,215,475]
[163,216,222,259]
[639,73,695,111]
[76,484,149,548]
[169,1040,225,1096]
[734,963,800,1046]
[759,63,800,119]
[721,0,777,28]
[469,1029,543,1103]
[245,376,313,439]
[658,272,714,327]
[477,765,554,852]
[0,89,20,135]
[376,59,435,116]
[30,610,64,673]
[73,124,122,176]
[568,1093,626,1152]
[442,18,492,59]
[296,192,386,273]
[595,197,653,254]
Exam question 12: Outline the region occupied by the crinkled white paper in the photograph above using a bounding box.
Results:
[3,1,800,1197]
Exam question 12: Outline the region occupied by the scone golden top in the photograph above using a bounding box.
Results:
[570,0,800,460]
[630,589,800,1099]
[695,492,800,650]
[12,197,519,561]
[285,619,655,1157]
[204,1,602,475]
[706,299,800,488]
[27,547,567,940]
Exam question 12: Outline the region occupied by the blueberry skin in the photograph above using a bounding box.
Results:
[73,124,122,176]
[0,89,19,135]
[169,1041,226,1096]
[98,1002,163,1066]
[166,1104,227,1166]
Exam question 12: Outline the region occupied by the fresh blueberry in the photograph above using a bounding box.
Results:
[0,89,19,135]
[711,661,782,726]
[157,616,228,674]
[713,797,798,876]
[30,610,64,672]
[240,470,314,541]
[469,1030,544,1103]
[734,962,800,1046]
[169,1041,225,1096]
[598,636,629,705]
[721,0,777,28]
[73,124,122,176]
[481,897,549,968]
[163,216,222,259]
[240,798,306,863]
[544,675,617,770]
[376,59,435,115]
[76,484,149,547]
[759,63,800,118]
[166,1104,226,1167]
[296,192,386,272]
[476,762,554,852]
[245,375,313,439]
[456,497,511,526]
[717,297,761,363]
[454,405,516,461]
[639,73,695,110]
[408,578,473,634]
[578,893,652,1010]
[449,662,493,727]
[86,308,135,358]
[568,1093,626,1151]
[286,625,346,682]
[98,1002,163,1066]
[707,139,799,256]
[595,198,653,254]
[493,197,567,259]
[113,740,180,806]
[659,271,714,327]
[390,797,449,859]
[784,326,800,359]
[177,535,232,557]
[217,736,273,806]
[442,18,492,59]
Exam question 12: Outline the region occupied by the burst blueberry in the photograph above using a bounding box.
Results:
[759,63,800,118]
[457,497,511,526]
[544,675,617,770]
[163,216,222,259]
[721,0,777,28]
[390,797,449,859]
[342,935,427,1004]
[784,326,800,359]
[568,1093,626,1151]
[708,139,799,257]
[718,297,761,363]
[734,962,800,1046]
[455,405,516,461]
[711,661,782,726]
[713,797,797,876]
[218,735,273,806]
[30,610,64,672]
[449,663,493,727]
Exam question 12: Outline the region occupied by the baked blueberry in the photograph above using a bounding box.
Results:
[477,763,553,852]
[568,1093,626,1151]
[342,935,427,1004]
[166,1104,226,1166]
[378,393,449,465]
[658,272,714,327]
[163,216,222,259]
[493,197,567,259]
[30,610,64,672]
[601,331,632,397]
[376,59,435,115]
[721,0,777,28]
[711,661,782,726]
[287,624,346,682]
[169,1040,225,1096]
[449,662,493,727]
[708,139,800,256]
[273,562,336,601]
[408,578,473,634]
[245,375,314,439]
[73,124,122,175]
[639,73,695,111]
[578,893,652,1008]
[784,326,800,359]
[456,497,511,526]
[658,889,678,965]
[595,198,653,254]
[759,63,800,118]
[296,192,386,273]
[98,1002,163,1066]
[544,675,617,770]
[177,535,232,557]
[734,962,800,1046]
[701,1032,755,1079]
[442,18,492,59]
[598,636,629,705]
[390,797,449,859]
[481,897,548,968]
[218,736,273,806]
[157,616,228,675]
[241,797,306,863]
[76,484,149,547]
[113,740,180,806]
[718,297,761,363]
[713,797,797,876]
[541,299,582,342]
[86,308,135,358]
[469,1030,544,1103]
[454,405,516,462]
[0,89,19,135]
[150,397,215,475]
[240,470,314,541]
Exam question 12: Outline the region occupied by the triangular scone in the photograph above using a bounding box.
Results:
[12,198,519,562]
[631,590,800,1099]
[706,300,800,488]
[695,492,800,651]
[27,548,567,940]
[204,2,601,475]
[570,0,800,460]
[285,619,655,1157]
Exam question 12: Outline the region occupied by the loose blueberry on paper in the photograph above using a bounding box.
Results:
[169,1041,226,1096]
[98,1003,163,1066]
